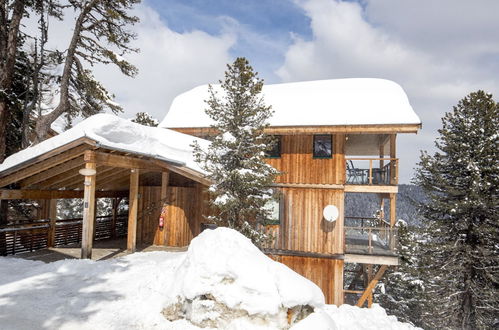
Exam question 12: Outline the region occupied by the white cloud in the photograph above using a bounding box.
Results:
[93,5,235,122]
[277,0,499,182]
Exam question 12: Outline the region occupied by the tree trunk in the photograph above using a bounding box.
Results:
[0,0,25,162]
[33,0,98,144]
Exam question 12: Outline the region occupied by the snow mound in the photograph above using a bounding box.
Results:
[163,227,325,328]
[324,304,418,329]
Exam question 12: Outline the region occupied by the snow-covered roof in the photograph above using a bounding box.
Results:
[160,78,421,128]
[0,114,210,175]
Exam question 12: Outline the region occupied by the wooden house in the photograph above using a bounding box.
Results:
[0,78,421,307]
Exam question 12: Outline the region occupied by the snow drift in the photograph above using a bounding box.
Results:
[163,227,325,328]
[0,228,417,329]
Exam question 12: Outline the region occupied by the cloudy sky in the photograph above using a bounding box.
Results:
[53,0,499,182]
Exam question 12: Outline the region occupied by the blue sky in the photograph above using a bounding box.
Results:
[144,0,313,81]
[82,0,499,182]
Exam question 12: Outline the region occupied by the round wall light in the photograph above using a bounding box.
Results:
[323,205,339,222]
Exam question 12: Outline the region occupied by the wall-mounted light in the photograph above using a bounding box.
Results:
[323,205,339,222]
[79,168,97,176]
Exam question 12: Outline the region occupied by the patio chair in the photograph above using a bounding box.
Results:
[346,160,367,184]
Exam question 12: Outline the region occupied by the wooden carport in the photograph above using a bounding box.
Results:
[0,137,209,259]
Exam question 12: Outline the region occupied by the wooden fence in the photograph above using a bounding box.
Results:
[0,214,128,256]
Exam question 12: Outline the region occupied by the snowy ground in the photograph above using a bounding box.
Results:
[0,228,416,329]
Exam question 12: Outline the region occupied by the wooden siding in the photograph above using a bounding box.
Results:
[278,187,344,254]
[266,134,345,185]
[137,185,209,247]
[268,254,344,305]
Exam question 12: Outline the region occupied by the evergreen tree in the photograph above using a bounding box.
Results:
[414,90,498,329]
[376,220,425,327]
[192,57,279,245]
[132,111,159,127]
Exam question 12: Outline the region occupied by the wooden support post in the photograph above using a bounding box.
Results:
[390,134,397,184]
[111,198,118,239]
[161,171,169,202]
[0,199,7,256]
[332,260,344,305]
[379,144,384,169]
[47,199,58,247]
[367,265,374,307]
[127,169,139,253]
[356,265,388,308]
[81,162,97,259]
[389,193,396,227]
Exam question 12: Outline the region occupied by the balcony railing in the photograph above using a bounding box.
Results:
[345,217,397,256]
[346,158,398,185]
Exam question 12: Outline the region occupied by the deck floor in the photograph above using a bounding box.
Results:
[8,239,187,263]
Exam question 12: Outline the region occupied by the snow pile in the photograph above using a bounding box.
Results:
[0,114,210,175]
[163,227,325,328]
[0,228,417,329]
[160,78,421,128]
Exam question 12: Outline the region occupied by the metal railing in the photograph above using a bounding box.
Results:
[346,158,398,185]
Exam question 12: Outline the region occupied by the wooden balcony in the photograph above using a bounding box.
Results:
[345,158,398,185]
[344,217,397,257]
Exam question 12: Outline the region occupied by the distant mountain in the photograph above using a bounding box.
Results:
[345,184,427,226]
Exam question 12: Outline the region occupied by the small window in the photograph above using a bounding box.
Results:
[313,135,333,158]
[265,135,281,158]
[264,190,282,225]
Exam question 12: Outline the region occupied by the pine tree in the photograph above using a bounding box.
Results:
[414,90,499,329]
[376,220,425,327]
[132,112,159,127]
[192,57,279,245]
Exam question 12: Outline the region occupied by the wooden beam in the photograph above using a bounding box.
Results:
[263,249,344,260]
[154,161,211,186]
[37,166,90,189]
[345,254,398,266]
[68,167,125,190]
[81,162,97,259]
[0,144,92,188]
[94,168,130,189]
[0,138,96,178]
[0,189,128,199]
[344,185,398,193]
[356,265,388,307]
[127,169,139,253]
[85,150,163,171]
[20,157,84,188]
[271,183,344,190]
[171,123,422,136]
[47,199,58,247]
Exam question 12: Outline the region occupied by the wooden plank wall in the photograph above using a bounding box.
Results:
[279,187,344,254]
[269,254,344,305]
[137,185,208,247]
[266,134,345,184]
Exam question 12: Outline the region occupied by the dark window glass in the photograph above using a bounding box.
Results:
[313,135,333,158]
[266,135,281,158]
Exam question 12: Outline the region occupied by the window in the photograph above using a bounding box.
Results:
[313,135,333,158]
[265,135,281,158]
[264,190,282,225]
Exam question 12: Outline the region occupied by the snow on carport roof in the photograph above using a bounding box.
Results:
[160,78,421,128]
[0,114,209,175]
